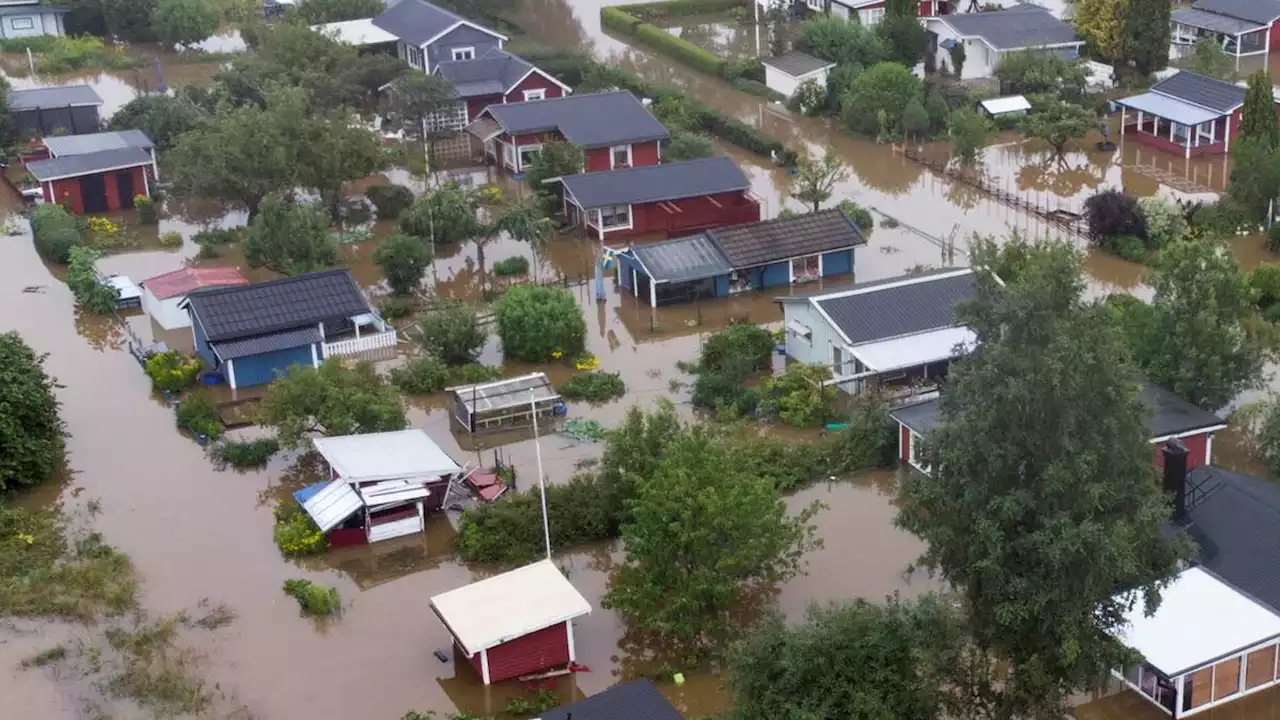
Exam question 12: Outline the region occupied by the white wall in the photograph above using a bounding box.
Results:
[765,66,801,98]
[141,288,191,330]
[929,24,997,79]
[0,11,64,39]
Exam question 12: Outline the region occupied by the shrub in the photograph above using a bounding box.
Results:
[456,474,617,564]
[842,62,922,136]
[494,285,586,362]
[175,390,224,440]
[389,355,450,394]
[134,195,158,224]
[1084,189,1147,248]
[374,233,433,296]
[66,246,118,313]
[210,437,280,470]
[31,204,82,263]
[0,332,66,492]
[701,324,775,374]
[493,255,530,277]
[158,231,182,247]
[838,200,875,234]
[143,350,201,393]
[417,301,486,365]
[17,36,139,74]
[282,579,341,615]
[366,184,414,219]
[692,369,761,416]
[378,295,416,320]
[558,371,626,403]
[273,503,327,557]
[192,227,241,247]
[450,363,502,384]
[1268,222,1280,252]
[763,363,838,427]
[1108,234,1147,262]
[1249,264,1280,314]
[633,21,727,76]
[1138,196,1188,251]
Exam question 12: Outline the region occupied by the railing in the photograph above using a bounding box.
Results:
[324,329,398,357]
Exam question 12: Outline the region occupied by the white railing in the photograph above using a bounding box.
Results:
[324,329,398,357]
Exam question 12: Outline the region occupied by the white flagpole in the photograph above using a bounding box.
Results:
[531,389,551,559]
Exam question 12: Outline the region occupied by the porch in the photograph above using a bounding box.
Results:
[1171,10,1270,68]
[1117,95,1230,158]
[322,312,397,358]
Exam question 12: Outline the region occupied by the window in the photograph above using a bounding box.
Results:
[599,204,631,229]
[860,7,885,25]
[610,144,632,168]
[451,47,475,61]
[832,346,848,376]
[909,431,931,473]
[423,101,467,133]
[9,16,33,30]
[405,45,423,69]
[523,88,546,101]
[792,254,820,283]
[503,143,516,168]
[807,0,823,10]
[518,144,542,170]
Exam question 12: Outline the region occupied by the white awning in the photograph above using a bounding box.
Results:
[1113,567,1280,676]
[849,326,976,373]
[302,481,363,533]
[312,429,460,483]
[359,479,430,509]
[979,95,1031,116]
[310,18,398,47]
[1117,92,1223,126]
[430,559,592,655]
[786,320,812,338]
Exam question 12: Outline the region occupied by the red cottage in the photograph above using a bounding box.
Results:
[557,156,760,240]
[775,0,947,24]
[434,48,571,125]
[27,130,157,214]
[1117,71,1280,158]
[468,90,669,175]
[430,559,591,685]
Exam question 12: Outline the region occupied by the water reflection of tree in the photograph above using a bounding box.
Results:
[944,173,987,211]
[1016,154,1107,198]
[512,0,589,51]
[256,450,326,509]
[74,308,127,352]
[846,143,924,195]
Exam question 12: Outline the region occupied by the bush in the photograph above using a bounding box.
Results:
[273,503,327,557]
[374,232,433,296]
[366,184,414,219]
[11,35,139,74]
[192,227,241,247]
[842,62,922,137]
[389,355,450,394]
[558,371,626,403]
[692,369,761,417]
[210,437,280,470]
[1084,189,1147,248]
[1107,234,1147,262]
[175,390,223,440]
[1138,196,1188,251]
[134,195,158,224]
[494,285,586,362]
[701,324,775,374]
[1250,264,1280,313]
[417,301,486,365]
[838,200,875,234]
[456,474,617,564]
[617,0,742,22]
[143,350,201,393]
[378,295,416,320]
[0,332,66,492]
[450,363,502,384]
[158,231,182,247]
[763,363,838,427]
[493,255,530,277]
[66,246,118,313]
[282,579,341,615]
[31,204,82,263]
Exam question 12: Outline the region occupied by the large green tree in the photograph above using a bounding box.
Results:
[524,140,584,212]
[493,285,585,362]
[1125,0,1171,75]
[109,95,203,151]
[877,15,927,67]
[1226,136,1280,219]
[242,197,339,275]
[291,0,384,24]
[416,301,487,365]
[151,0,220,48]
[896,240,1192,719]
[103,0,157,41]
[790,149,850,212]
[0,332,65,493]
[257,359,407,448]
[841,61,922,136]
[994,51,1088,102]
[380,71,459,162]
[1240,69,1279,148]
[399,183,483,245]
[1074,0,1127,64]
[1188,37,1235,80]
[373,233,433,296]
[1018,100,1095,157]
[297,111,387,221]
[795,16,888,67]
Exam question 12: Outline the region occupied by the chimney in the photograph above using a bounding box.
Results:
[1162,438,1189,523]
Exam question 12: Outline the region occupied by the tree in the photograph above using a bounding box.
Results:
[493,199,556,258]
[877,15,927,67]
[790,149,850,212]
[224,22,389,111]
[103,0,157,41]
[296,111,388,221]
[1137,196,1188,250]
[603,427,819,649]
[524,140,584,211]
[1227,137,1280,220]
[151,0,219,48]
[367,184,415,220]
[948,107,991,164]
[663,130,715,161]
[291,0,383,23]
[947,43,966,77]
[242,197,339,275]
[1240,69,1279,148]
[1188,37,1235,80]
[1074,0,1127,64]
[896,239,1192,719]
[373,233,432,296]
[31,204,82,263]
[794,16,889,67]
[493,285,586,362]
[1084,188,1146,246]
[994,51,1088,102]
[901,98,931,141]
[399,183,483,246]
[416,301,486,365]
[1125,0,1170,75]
[0,332,65,493]
[1136,238,1266,410]
[1018,100,1095,157]
[109,95,203,151]
[257,359,407,448]
[380,72,458,149]
[841,62,922,136]
[924,86,950,133]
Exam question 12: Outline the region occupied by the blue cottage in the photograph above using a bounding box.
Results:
[180,269,386,389]
[616,207,867,307]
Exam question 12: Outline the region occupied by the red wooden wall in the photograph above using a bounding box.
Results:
[577,191,760,239]
[42,165,149,215]
[584,140,661,172]
[504,72,564,104]
[1152,432,1212,472]
[900,425,911,463]
[464,622,570,684]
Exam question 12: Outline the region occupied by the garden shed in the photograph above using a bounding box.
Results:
[762,51,835,99]
[7,84,102,137]
[26,130,158,215]
[430,558,591,684]
[141,267,248,330]
[447,372,561,433]
[977,95,1031,118]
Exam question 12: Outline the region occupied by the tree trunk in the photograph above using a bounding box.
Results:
[246,194,263,221]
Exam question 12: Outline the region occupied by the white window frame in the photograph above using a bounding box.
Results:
[405,44,423,69]
[807,0,823,10]
[909,430,932,474]
[9,16,34,30]
[860,7,885,25]
[502,143,516,169]
[451,46,475,61]
[610,144,632,169]
[523,88,546,101]
[518,144,542,170]
[791,253,822,283]
[598,204,632,230]
[832,345,847,376]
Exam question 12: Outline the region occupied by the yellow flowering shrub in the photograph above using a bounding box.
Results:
[143,350,202,393]
[273,503,328,557]
[572,353,599,370]
[86,216,119,234]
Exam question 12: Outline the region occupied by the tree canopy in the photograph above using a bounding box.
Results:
[993,51,1087,102]
[296,110,388,221]
[291,0,384,24]
[416,301,487,365]
[256,359,407,448]
[0,332,65,493]
[1188,37,1235,80]
[243,197,339,275]
[795,16,888,67]
[373,233,433,296]
[1240,69,1279,148]
[1125,0,1171,75]
[663,130,715,161]
[790,149,849,212]
[493,285,586,362]
[381,72,458,142]
[1019,100,1095,156]
[1074,0,1127,63]
[109,95,204,151]
[841,62,922,136]
[103,0,157,41]
[400,184,484,245]
[151,0,220,48]
[949,107,991,164]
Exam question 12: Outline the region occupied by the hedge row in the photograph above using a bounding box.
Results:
[620,0,743,22]
[603,6,728,76]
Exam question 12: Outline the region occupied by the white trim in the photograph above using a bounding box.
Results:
[30,160,153,183]
[1147,425,1228,445]
[419,19,508,50]
[609,143,633,169]
[311,342,320,368]
[450,46,475,61]
[503,67,572,95]
[566,620,576,662]
[1206,434,1214,465]
[594,204,633,232]
[907,429,931,473]
[523,88,546,101]
[225,358,237,390]
[480,648,491,685]
[517,143,543,171]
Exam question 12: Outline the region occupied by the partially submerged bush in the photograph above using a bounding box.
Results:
[378,295,416,320]
[282,579,341,615]
[31,203,82,263]
[66,245,118,314]
[416,301,486,365]
[389,356,450,394]
[492,255,530,277]
[558,371,626,403]
[366,184,415,219]
[456,474,617,564]
[763,363,838,427]
[143,349,202,393]
[175,390,224,440]
[210,437,280,470]
[158,231,182,247]
[272,503,327,557]
[1084,189,1147,256]
[838,200,875,234]
[494,285,586,362]
[701,324,775,374]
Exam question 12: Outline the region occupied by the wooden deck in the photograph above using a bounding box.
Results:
[1075,685,1280,720]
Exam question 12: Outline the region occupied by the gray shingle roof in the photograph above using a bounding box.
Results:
[1152,71,1247,112]
[630,234,733,283]
[1171,6,1264,34]
[560,156,750,209]
[371,0,501,46]
[1184,465,1280,613]
[938,6,1081,50]
[540,679,685,720]
[183,269,371,342]
[8,84,102,111]
[889,397,945,436]
[482,91,669,148]
[1191,0,1280,25]
[0,4,68,16]
[435,48,535,97]
[812,268,975,345]
[43,129,152,157]
[763,50,834,78]
[709,208,867,268]
[25,147,152,181]
[214,326,322,360]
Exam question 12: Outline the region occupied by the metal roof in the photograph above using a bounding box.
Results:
[888,397,945,436]
[1115,91,1224,125]
[560,157,750,210]
[1185,465,1280,613]
[359,479,431,509]
[482,91,670,148]
[935,6,1081,50]
[1151,71,1247,112]
[709,208,867,268]
[436,48,535,97]
[311,18,400,46]
[143,266,248,300]
[978,95,1031,115]
[25,147,153,181]
[1171,6,1264,34]
[464,116,503,142]
[44,129,153,157]
[430,559,592,655]
[213,326,321,360]
[812,268,975,345]
[762,50,834,78]
[447,372,559,415]
[299,480,364,533]
[630,234,733,283]
[371,0,504,47]
[181,269,371,342]
[8,84,102,110]
[1140,382,1226,438]
[1191,0,1280,25]
[311,429,461,482]
[540,679,686,720]
[849,326,976,373]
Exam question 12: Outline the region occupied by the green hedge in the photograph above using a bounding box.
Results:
[601,6,642,33]
[620,0,743,21]
[603,6,728,76]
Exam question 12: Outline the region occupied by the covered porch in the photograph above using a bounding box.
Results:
[322,311,397,357]
[829,325,976,396]
[1171,9,1270,68]
[1116,93,1231,158]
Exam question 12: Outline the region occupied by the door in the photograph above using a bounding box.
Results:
[115,169,136,210]
[80,173,108,214]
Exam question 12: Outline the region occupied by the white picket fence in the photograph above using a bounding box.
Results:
[324,329,398,358]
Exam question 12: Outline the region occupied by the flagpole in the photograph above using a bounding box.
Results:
[531,389,551,559]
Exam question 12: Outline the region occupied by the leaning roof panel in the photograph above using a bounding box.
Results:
[311,429,461,482]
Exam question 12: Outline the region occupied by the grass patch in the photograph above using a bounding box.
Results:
[0,35,141,75]
[99,614,213,716]
[558,371,626,403]
[210,437,281,470]
[282,579,341,616]
[22,644,68,668]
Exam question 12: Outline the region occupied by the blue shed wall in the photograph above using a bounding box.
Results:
[760,261,790,288]
[822,249,853,277]
[231,344,317,388]
[191,313,217,366]
[617,254,639,291]
[715,275,730,296]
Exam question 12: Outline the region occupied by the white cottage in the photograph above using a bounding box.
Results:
[140,266,248,330]
[762,51,836,99]
[922,6,1085,80]
[0,1,68,39]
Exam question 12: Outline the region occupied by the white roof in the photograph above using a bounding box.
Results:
[302,481,364,533]
[850,326,976,373]
[1114,567,1280,676]
[105,275,142,301]
[430,559,592,655]
[979,95,1031,115]
[311,18,398,47]
[312,429,460,483]
[359,479,430,509]
[1118,92,1222,126]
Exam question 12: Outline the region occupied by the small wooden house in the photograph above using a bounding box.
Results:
[8,84,102,137]
[762,51,835,99]
[26,130,157,214]
[430,558,591,685]
[141,267,248,330]
[435,48,570,124]
[541,678,685,720]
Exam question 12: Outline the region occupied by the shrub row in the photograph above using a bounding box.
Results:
[617,0,743,22]
[31,204,82,263]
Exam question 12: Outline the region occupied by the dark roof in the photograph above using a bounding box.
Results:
[763,50,834,77]
[540,679,685,720]
[43,129,153,156]
[25,147,153,181]
[1171,6,1264,34]
[8,84,102,110]
[0,4,68,16]
[890,397,945,436]
[1184,465,1280,612]
[812,268,975,345]
[482,91,670,148]
[182,269,371,342]
[214,326,323,360]
[938,6,1081,50]
[1139,381,1226,438]
[708,208,867,268]
[630,234,733,283]
[1190,0,1280,25]
[1152,71,1247,112]
[435,48,536,97]
[371,0,503,46]
[559,157,750,209]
